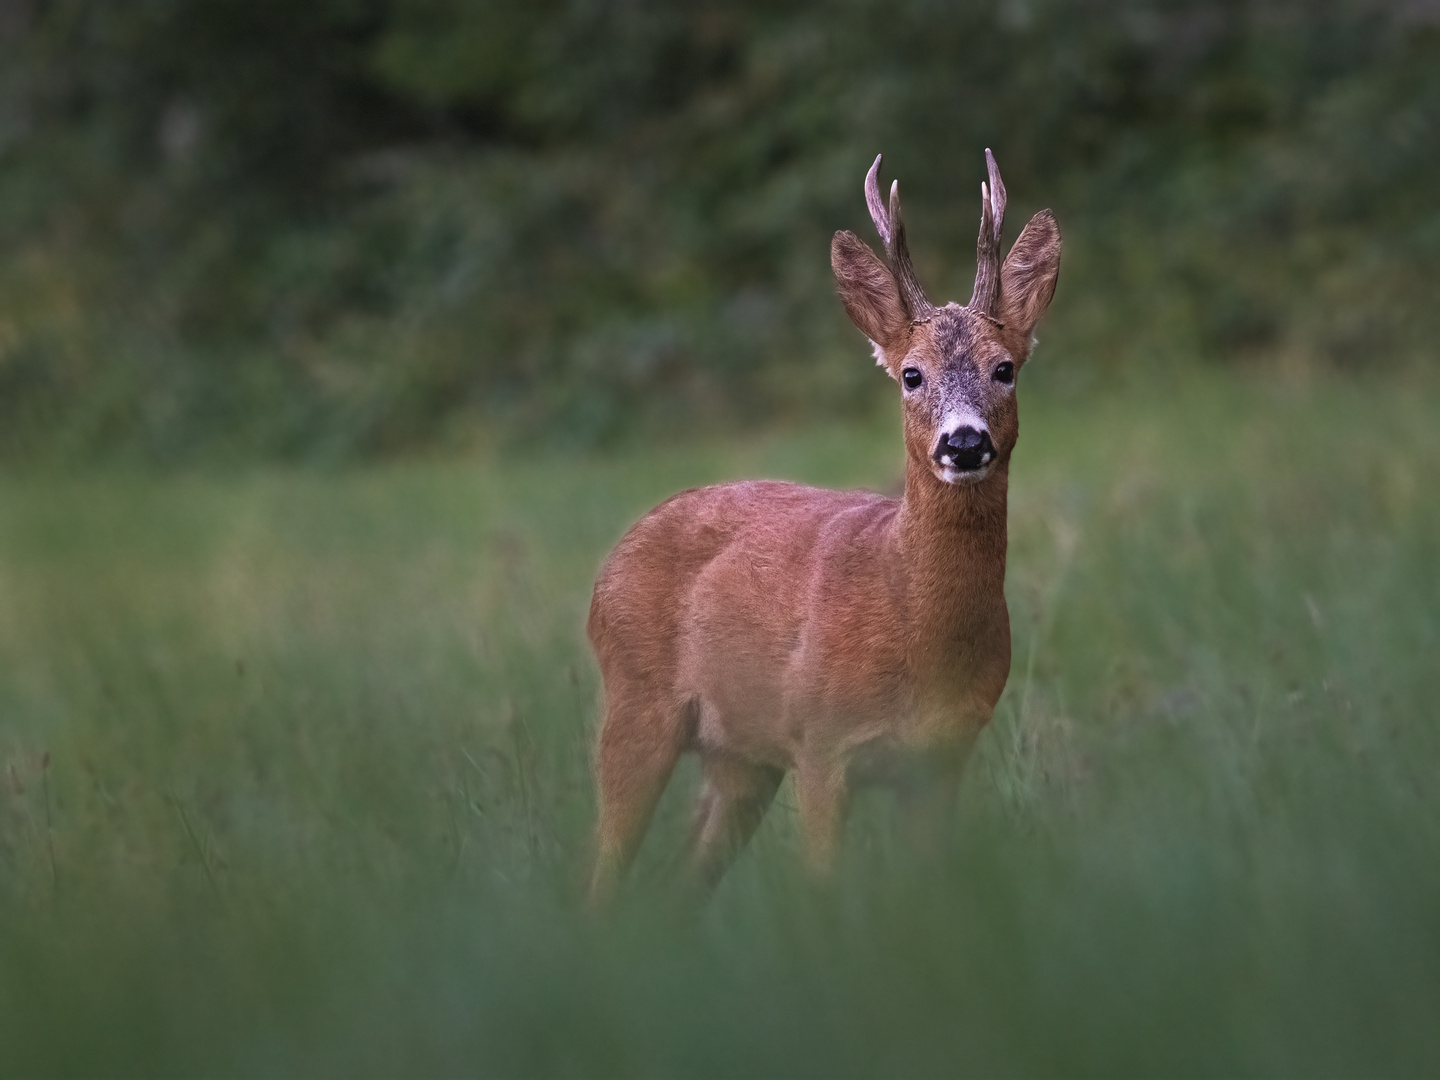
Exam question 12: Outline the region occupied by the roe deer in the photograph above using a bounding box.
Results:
[587,151,1061,901]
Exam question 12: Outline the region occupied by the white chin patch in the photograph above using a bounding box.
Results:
[936,462,993,486]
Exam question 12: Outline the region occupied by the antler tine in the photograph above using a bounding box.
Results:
[863,154,934,322]
[985,147,1006,243]
[887,179,934,321]
[865,154,891,246]
[969,148,1008,315]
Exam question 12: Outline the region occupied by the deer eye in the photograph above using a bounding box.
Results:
[902,367,923,390]
[993,361,1015,385]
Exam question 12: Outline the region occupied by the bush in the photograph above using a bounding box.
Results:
[1,0,1437,461]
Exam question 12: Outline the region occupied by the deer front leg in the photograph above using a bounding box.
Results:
[896,734,977,856]
[795,760,849,877]
[897,773,959,857]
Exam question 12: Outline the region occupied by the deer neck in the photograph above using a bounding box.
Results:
[892,454,1010,669]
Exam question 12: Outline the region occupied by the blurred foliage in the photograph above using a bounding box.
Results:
[1,370,1438,1074]
[0,0,1437,460]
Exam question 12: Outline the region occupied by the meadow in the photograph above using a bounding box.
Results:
[2,362,1438,1077]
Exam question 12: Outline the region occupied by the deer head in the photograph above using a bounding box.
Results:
[831,151,1061,488]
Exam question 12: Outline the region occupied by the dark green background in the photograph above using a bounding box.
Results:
[3,0,1437,460]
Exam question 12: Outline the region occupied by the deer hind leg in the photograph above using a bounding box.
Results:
[588,690,692,905]
[688,754,783,893]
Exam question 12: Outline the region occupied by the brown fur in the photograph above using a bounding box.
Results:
[587,155,1062,901]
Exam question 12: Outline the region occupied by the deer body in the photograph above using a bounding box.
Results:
[588,152,1061,900]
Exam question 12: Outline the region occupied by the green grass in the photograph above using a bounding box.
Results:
[1,365,1438,1077]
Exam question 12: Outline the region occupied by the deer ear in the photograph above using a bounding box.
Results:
[996,210,1061,340]
[832,230,909,349]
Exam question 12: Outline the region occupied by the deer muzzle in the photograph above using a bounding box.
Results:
[934,426,995,472]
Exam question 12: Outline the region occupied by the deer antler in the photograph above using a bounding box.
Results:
[865,154,935,323]
[968,148,1007,316]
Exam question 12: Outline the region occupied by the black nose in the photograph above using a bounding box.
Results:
[933,426,995,470]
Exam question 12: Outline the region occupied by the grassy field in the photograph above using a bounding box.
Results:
[1,364,1438,1077]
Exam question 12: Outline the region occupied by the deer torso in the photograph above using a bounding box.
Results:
[592,470,1011,787]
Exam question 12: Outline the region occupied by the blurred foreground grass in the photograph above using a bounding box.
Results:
[1,365,1438,1077]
